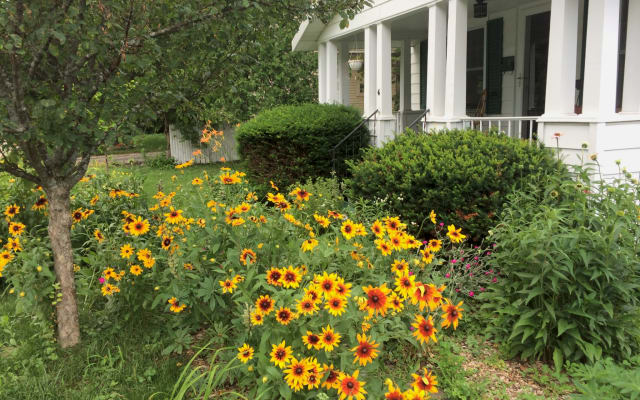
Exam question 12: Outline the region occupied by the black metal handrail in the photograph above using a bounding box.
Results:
[331,109,378,172]
[407,108,430,132]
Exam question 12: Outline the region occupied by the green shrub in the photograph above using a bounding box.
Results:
[345,129,564,240]
[132,134,167,153]
[568,356,640,399]
[480,165,640,368]
[236,103,369,189]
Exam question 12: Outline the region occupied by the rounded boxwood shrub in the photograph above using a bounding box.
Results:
[236,103,369,189]
[345,129,564,240]
[480,167,640,367]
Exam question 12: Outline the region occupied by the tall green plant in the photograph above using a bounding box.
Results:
[480,164,640,369]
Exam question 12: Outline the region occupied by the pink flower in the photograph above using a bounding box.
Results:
[485,271,490,275]
[480,287,485,292]
[492,277,498,283]
[422,240,428,245]
[469,291,474,297]
[465,263,471,269]
[409,270,414,276]
[455,288,460,293]
[493,243,497,247]
[445,273,451,278]
[409,326,414,331]
[469,273,473,277]
[486,251,492,256]
[474,256,479,261]
[489,269,494,274]
[439,222,444,227]
[99,277,105,284]
[451,259,458,264]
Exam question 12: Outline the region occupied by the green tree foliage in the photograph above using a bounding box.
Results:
[345,129,564,240]
[0,0,369,347]
[480,166,640,367]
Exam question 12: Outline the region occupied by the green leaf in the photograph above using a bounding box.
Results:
[552,347,563,372]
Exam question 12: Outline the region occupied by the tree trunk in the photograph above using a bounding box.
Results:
[46,184,81,348]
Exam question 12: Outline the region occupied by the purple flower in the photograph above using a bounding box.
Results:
[469,291,475,297]
[445,273,451,278]
[99,277,105,284]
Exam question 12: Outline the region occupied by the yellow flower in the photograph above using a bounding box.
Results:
[237,343,254,363]
[120,244,134,259]
[301,238,318,252]
[429,209,437,224]
[130,265,143,276]
[446,224,466,243]
[191,177,203,185]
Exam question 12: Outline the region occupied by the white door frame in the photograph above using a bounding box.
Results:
[515,0,551,117]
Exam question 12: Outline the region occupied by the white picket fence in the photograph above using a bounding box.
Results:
[169,125,240,164]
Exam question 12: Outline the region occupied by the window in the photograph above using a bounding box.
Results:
[466,28,485,115]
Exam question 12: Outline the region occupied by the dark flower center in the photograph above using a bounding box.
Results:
[295,366,303,375]
[346,381,354,389]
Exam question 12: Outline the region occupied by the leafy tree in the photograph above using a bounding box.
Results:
[0,0,368,348]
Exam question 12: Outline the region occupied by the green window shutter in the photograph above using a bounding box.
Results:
[420,40,428,110]
[486,18,503,114]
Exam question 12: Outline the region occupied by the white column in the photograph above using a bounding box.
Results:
[376,22,393,117]
[410,42,421,111]
[364,26,377,115]
[340,42,351,105]
[326,40,339,103]
[427,3,447,117]
[582,0,621,117]
[400,40,412,112]
[622,0,640,113]
[444,0,468,117]
[544,0,579,116]
[318,43,327,103]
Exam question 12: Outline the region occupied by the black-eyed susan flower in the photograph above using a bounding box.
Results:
[168,297,186,313]
[250,310,264,326]
[411,368,438,394]
[325,295,347,317]
[289,187,311,202]
[391,259,409,276]
[219,172,242,185]
[389,292,405,312]
[351,333,379,366]
[237,343,254,363]
[305,285,322,304]
[8,222,25,237]
[412,314,438,344]
[5,237,22,252]
[219,278,236,294]
[304,358,323,390]
[327,210,343,219]
[164,207,184,224]
[255,295,275,315]
[388,233,404,250]
[120,244,134,259]
[427,239,442,253]
[319,325,341,352]
[384,216,406,232]
[375,239,393,256]
[281,266,301,289]
[334,278,352,298]
[275,307,294,325]
[394,273,415,299]
[128,216,150,236]
[314,214,330,228]
[429,209,437,224]
[71,208,84,224]
[371,220,385,238]
[270,340,293,369]
[403,388,424,400]
[296,296,319,316]
[161,235,173,250]
[191,177,203,185]
[337,370,366,400]
[322,364,341,390]
[266,267,283,286]
[411,282,443,311]
[129,264,143,276]
[384,379,404,400]
[101,283,119,296]
[32,196,48,211]
[4,204,19,219]
[283,357,309,392]
[239,248,256,266]
[363,284,391,317]
[301,238,318,252]
[441,298,464,330]
[0,250,14,267]
[316,272,337,297]
[420,248,434,264]
[93,229,104,243]
[302,331,322,350]
[341,220,357,240]
[90,195,99,206]
[446,224,466,243]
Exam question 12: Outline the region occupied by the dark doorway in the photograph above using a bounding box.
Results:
[523,11,550,117]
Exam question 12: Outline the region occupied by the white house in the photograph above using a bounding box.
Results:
[292,0,639,176]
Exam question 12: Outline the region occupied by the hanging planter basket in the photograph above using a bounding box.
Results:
[348,59,363,71]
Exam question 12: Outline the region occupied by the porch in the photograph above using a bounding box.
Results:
[293,0,640,175]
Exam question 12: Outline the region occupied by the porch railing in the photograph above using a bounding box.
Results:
[331,109,378,173]
[461,116,541,142]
